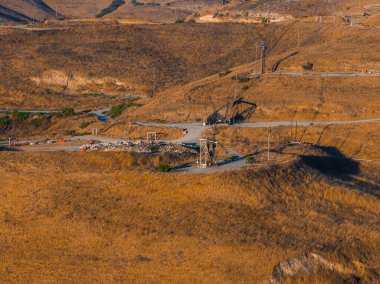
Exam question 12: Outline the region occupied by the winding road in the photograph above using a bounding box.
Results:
[2,118,379,173]
[249,71,380,78]
[137,118,380,145]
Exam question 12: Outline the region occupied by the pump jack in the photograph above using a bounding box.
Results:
[206,97,257,125]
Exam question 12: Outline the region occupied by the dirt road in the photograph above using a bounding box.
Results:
[137,118,380,145]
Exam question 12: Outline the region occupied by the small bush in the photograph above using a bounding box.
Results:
[187,18,196,23]
[110,104,126,118]
[0,116,11,125]
[157,164,171,172]
[126,98,141,108]
[131,0,143,6]
[31,118,42,127]
[303,62,314,70]
[62,108,75,117]
[242,85,249,91]
[245,156,256,164]
[175,18,185,24]
[13,111,30,122]
[225,155,235,162]
[238,76,250,83]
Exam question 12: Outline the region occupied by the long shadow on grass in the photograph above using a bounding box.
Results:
[0,146,20,152]
[300,146,380,198]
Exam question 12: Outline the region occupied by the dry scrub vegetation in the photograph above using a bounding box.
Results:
[0,150,379,283]
[0,22,278,109]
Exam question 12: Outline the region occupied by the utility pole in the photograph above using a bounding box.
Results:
[55,1,58,19]
[152,67,156,97]
[332,0,336,27]
[297,27,300,50]
[267,130,270,160]
[261,41,267,75]
[255,44,258,75]
[233,72,238,124]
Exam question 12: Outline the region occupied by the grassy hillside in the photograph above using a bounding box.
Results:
[43,0,114,18]
[0,22,281,109]
[129,21,380,122]
[0,150,379,283]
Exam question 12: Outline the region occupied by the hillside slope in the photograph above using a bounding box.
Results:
[43,0,114,18]
[0,22,281,109]
[0,0,57,22]
[0,151,379,283]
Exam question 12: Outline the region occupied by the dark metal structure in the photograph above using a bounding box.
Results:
[206,97,257,125]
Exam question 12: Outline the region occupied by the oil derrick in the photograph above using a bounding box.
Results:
[199,139,217,168]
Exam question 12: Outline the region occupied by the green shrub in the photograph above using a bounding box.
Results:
[303,62,314,71]
[110,104,126,118]
[126,98,141,108]
[0,116,11,125]
[242,85,249,91]
[62,108,75,117]
[131,0,143,6]
[13,111,30,122]
[225,155,235,162]
[31,118,42,127]
[157,164,171,172]
[245,156,256,164]
[188,18,196,23]
[238,76,250,83]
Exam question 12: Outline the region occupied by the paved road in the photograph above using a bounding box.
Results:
[0,25,62,31]
[135,118,380,173]
[0,109,60,114]
[88,109,109,122]
[135,122,204,144]
[249,71,380,78]
[2,118,379,173]
[137,118,380,145]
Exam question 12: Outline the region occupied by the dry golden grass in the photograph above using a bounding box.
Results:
[0,150,379,283]
[213,123,380,160]
[0,22,278,110]
[130,22,380,123]
[104,123,183,140]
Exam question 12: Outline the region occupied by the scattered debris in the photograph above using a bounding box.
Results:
[82,141,197,154]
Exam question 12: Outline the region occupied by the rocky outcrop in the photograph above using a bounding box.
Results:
[268,253,379,284]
